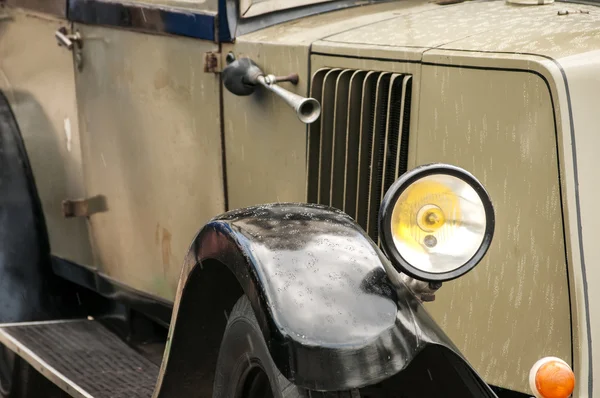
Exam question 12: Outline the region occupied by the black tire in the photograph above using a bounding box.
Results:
[213,296,356,398]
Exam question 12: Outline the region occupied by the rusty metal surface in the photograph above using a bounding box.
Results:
[74,25,225,301]
[203,51,221,73]
[0,9,95,268]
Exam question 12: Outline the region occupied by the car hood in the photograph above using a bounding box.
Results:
[241,0,600,61]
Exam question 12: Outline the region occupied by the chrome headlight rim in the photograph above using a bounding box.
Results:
[378,163,495,282]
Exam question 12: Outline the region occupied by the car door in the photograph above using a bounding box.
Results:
[71,0,225,301]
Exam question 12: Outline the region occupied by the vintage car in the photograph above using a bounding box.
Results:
[0,0,592,396]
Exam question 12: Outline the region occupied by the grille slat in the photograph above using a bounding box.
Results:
[330,70,353,209]
[308,67,413,242]
[317,69,342,203]
[307,69,329,202]
[366,73,391,238]
[381,74,406,201]
[355,72,379,229]
[343,70,367,218]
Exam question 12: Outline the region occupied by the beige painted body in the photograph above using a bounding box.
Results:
[4,0,600,395]
[0,9,94,267]
[74,25,225,298]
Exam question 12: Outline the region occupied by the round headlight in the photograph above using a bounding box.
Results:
[379,164,495,282]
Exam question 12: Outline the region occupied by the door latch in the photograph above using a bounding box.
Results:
[55,27,83,71]
[62,195,107,218]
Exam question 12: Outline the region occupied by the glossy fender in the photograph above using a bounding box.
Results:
[153,203,496,395]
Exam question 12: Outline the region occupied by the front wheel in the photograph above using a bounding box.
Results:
[213,296,355,398]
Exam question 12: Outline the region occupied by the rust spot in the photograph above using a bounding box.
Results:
[161,228,172,267]
[154,68,170,90]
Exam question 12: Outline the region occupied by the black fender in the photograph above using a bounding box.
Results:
[154,203,497,395]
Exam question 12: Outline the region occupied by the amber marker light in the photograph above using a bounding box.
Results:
[529,357,575,398]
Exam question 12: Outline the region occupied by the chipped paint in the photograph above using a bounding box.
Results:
[63,117,72,152]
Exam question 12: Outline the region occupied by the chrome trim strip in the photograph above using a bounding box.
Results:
[68,0,217,41]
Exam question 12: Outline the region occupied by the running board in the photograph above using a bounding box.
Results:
[0,319,159,398]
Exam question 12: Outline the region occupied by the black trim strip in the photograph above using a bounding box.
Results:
[218,48,229,211]
[551,59,594,397]
[51,256,173,327]
[68,0,217,41]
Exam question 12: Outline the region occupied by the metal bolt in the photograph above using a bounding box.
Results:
[225,52,236,65]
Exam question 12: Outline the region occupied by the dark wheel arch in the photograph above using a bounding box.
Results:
[0,90,62,322]
[0,91,83,396]
[153,203,497,397]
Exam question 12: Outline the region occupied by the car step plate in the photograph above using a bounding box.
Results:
[0,319,159,398]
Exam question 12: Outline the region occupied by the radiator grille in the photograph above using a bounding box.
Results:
[307,68,413,241]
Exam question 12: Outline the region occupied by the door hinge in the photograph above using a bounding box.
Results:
[62,195,107,218]
[204,52,222,73]
[55,27,83,71]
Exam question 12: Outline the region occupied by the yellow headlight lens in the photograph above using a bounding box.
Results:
[390,174,486,274]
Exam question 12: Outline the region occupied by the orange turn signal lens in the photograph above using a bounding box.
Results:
[529,357,575,398]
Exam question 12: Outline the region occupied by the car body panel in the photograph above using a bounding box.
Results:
[415,62,571,392]
[0,9,94,268]
[73,24,225,299]
[320,1,600,60]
